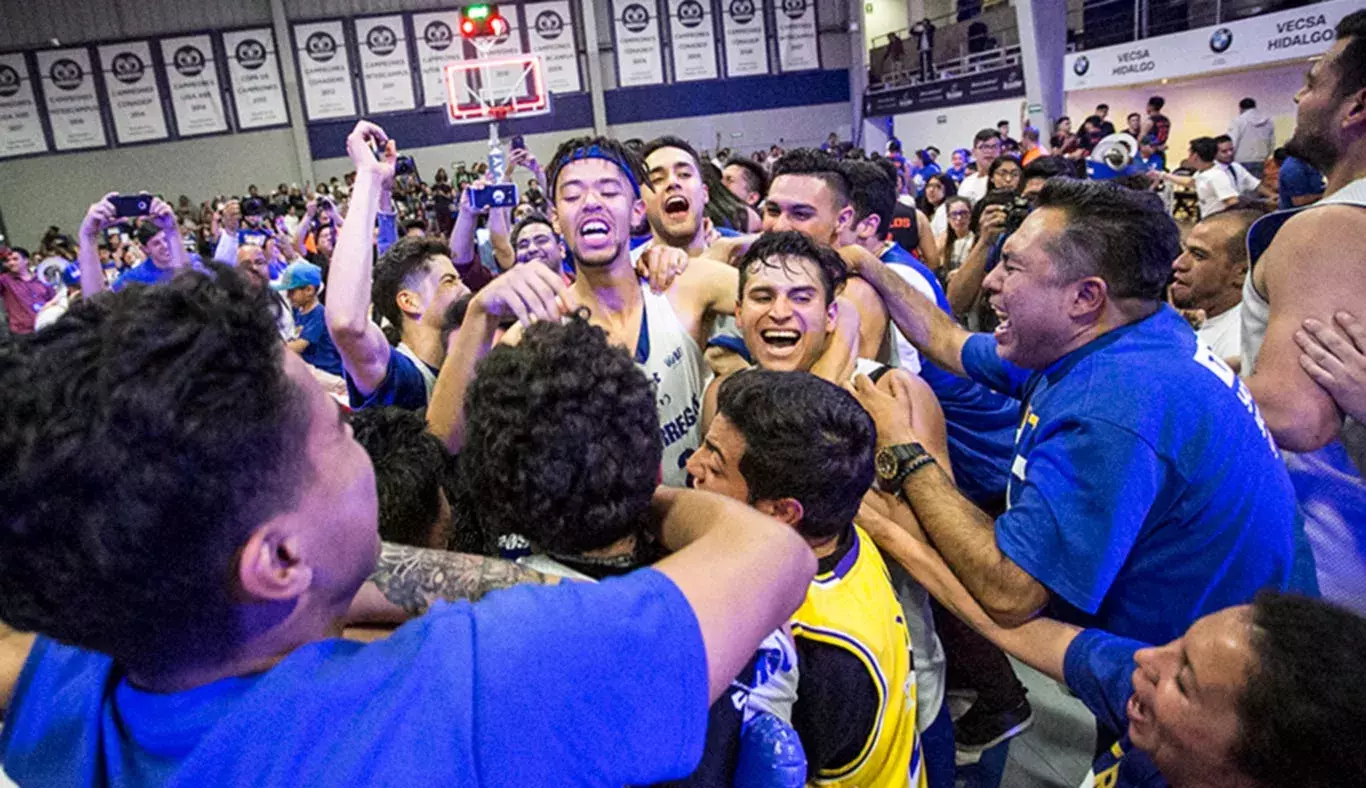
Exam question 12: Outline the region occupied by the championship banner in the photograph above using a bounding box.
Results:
[34,47,107,151]
[412,10,465,108]
[97,40,170,144]
[355,15,417,114]
[613,0,665,86]
[720,0,769,77]
[774,0,819,72]
[0,53,50,158]
[667,0,718,82]
[473,6,529,102]
[865,64,1025,117]
[293,20,357,121]
[223,28,289,130]
[1065,0,1356,91]
[525,0,581,93]
[160,34,229,137]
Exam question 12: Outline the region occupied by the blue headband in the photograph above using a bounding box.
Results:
[553,143,641,198]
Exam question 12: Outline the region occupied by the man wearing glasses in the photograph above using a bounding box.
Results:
[958,130,1003,204]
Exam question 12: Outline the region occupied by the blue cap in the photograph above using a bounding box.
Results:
[61,261,81,287]
[271,260,323,291]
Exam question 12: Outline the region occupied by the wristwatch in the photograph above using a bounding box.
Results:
[875,442,933,492]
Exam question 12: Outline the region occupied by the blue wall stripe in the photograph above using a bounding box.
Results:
[304,68,849,159]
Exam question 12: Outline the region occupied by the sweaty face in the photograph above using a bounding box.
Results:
[279,352,381,606]
[1286,38,1354,172]
[145,231,174,269]
[722,164,758,206]
[737,255,837,372]
[514,222,565,272]
[1170,219,1244,312]
[763,174,849,246]
[553,157,644,268]
[1216,140,1236,164]
[1127,606,1253,785]
[980,207,1084,369]
[685,414,752,502]
[644,146,708,248]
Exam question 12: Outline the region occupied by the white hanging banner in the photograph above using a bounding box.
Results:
[774,0,819,72]
[0,53,50,158]
[293,20,357,121]
[668,0,719,81]
[412,11,466,108]
[355,15,417,114]
[1064,0,1356,91]
[159,34,228,136]
[721,0,768,76]
[223,28,289,129]
[613,0,665,87]
[474,7,529,102]
[525,0,581,94]
[97,40,170,144]
[34,48,107,151]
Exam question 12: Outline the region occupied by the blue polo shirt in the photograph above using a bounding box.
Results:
[1063,630,1164,788]
[0,569,708,787]
[344,347,438,411]
[960,306,1298,644]
[293,304,344,377]
[880,242,1018,508]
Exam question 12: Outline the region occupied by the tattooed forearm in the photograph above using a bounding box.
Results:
[368,542,553,615]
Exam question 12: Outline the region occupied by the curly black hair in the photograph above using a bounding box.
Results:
[373,235,451,345]
[716,369,874,540]
[546,136,649,200]
[738,230,849,307]
[459,312,661,556]
[350,406,451,549]
[0,265,310,672]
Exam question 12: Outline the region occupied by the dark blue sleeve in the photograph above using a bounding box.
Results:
[960,334,1031,399]
[376,212,398,257]
[470,568,710,784]
[345,350,429,410]
[297,310,327,346]
[1063,629,1149,737]
[995,418,1162,615]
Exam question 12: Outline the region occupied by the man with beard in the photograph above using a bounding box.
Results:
[1168,208,1264,364]
[1241,9,1366,612]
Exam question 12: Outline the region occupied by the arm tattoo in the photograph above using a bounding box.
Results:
[369,542,552,615]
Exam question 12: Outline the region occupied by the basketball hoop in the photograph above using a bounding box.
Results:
[442,53,550,126]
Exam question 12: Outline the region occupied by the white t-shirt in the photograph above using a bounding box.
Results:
[1196,303,1242,362]
[1218,162,1261,197]
[885,264,942,374]
[958,172,989,205]
[1194,166,1239,218]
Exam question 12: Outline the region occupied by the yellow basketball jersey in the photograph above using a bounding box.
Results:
[791,526,925,788]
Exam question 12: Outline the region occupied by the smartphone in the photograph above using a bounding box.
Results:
[110,194,153,218]
[237,229,270,248]
[511,135,526,152]
[471,184,518,210]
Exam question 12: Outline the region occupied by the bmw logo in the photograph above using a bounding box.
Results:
[730,0,756,24]
[1210,27,1232,53]
[0,64,21,98]
[622,3,650,33]
[111,52,145,84]
[49,58,84,91]
[173,45,206,77]
[1072,55,1089,76]
[306,32,338,62]
[236,39,268,70]
[366,25,397,57]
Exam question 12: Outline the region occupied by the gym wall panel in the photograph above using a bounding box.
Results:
[892,95,1024,159]
[0,0,271,50]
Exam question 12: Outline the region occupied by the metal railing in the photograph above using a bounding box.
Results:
[868,43,1023,93]
[1066,0,1332,52]
[868,3,1020,90]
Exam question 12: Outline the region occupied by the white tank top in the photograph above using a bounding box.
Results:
[1242,176,1366,613]
[637,283,708,487]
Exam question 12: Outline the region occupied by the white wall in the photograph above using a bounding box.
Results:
[1065,60,1310,155]
[865,0,912,48]
[0,129,302,250]
[891,96,1023,157]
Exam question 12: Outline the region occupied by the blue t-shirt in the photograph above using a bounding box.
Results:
[1063,630,1166,788]
[111,260,174,291]
[293,304,344,377]
[880,243,1018,508]
[0,569,709,787]
[345,347,438,411]
[959,307,1299,644]
[1277,156,1326,211]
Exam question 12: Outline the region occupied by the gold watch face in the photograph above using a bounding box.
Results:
[876,448,899,479]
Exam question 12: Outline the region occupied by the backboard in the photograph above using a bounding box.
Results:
[442,53,550,125]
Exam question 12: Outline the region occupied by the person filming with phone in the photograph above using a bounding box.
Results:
[77,192,192,295]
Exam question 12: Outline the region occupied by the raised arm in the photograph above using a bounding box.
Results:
[915,208,942,272]
[325,121,397,397]
[945,204,1005,316]
[841,244,972,377]
[76,193,119,297]
[650,487,816,701]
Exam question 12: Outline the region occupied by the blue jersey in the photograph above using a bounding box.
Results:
[111,260,174,291]
[880,243,1018,508]
[1277,156,1326,211]
[1063,630,1166,788]
[0,569,709,787]
[293,304,344,377]
[960,306,1299,644]
[345,345,437,411]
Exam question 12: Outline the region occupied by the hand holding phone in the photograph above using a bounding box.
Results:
[471,183,518,211]
[110,193,153,219]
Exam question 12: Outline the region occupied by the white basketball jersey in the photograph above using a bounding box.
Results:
[637,284,708,487]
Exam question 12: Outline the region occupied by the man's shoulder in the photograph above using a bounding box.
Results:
[1264,204,1366,271]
